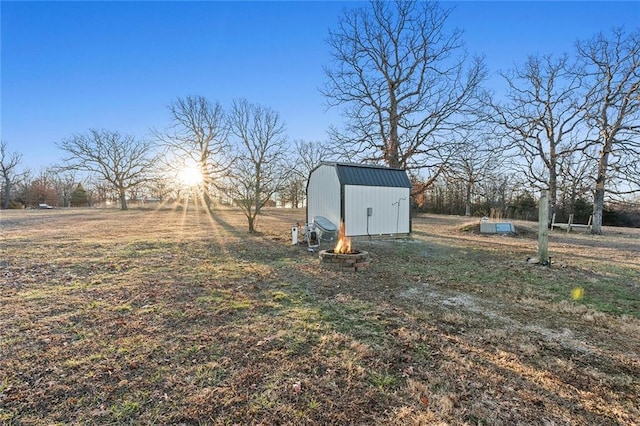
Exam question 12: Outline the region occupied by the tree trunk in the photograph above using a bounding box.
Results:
[254,166,262,215]
[119,188,128,210]
[465,180,472,216]
[203,189,212,210]
[591,141,611,235]
[592,185,604,234]
[3,179,10,209]
[247,213,256,233]
[385,90,401,169]
[201,164,212,209]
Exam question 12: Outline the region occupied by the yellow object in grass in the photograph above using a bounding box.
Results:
[571,287,584,300]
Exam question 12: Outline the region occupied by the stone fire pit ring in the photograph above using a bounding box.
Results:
[318,250,370,272]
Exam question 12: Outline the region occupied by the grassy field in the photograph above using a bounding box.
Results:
[1,207,638,425]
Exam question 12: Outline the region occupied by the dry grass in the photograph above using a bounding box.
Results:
[0,207,638,425]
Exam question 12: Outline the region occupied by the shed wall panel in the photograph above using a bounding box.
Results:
[344,186,410,236]
[307,164,341,228]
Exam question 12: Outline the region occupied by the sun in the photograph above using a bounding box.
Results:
[178,163,204,187]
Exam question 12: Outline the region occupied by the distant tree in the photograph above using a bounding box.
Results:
[280,139,330,208]
[58,129,156,210]
[146,175,176,203]
[70,183,89,207]
[293,140,332,179]
[474,171,523,219]
[487,53,585,221]
[557,149,596,220]
[0,141,23,209]
[12,168,32,207]
[86,178,116,207]
[24,169,58,207]
[226,99,290,232]
[323,0,485,181]
[53,171,79,208]
[509,191,538,221]
[576,28,640,234]
[279,176,305,209]
[446,130,501,216]
[154,95,231,208]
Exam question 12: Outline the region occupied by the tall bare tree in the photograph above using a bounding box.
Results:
[58,129,156,210]
[154,95,230,208]
[226,99,289,232]
[576,28,640,234]
[323,0,485,181]
[488,54,585,221]
[0,141,23,209]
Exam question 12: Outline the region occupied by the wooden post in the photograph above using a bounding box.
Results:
[566,214,573,233]
[538,190,549,264]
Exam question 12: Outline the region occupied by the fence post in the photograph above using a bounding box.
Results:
[538,190,549,264]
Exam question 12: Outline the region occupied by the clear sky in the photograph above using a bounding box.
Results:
[2,1,639,171]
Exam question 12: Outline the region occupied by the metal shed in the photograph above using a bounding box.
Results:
[306,162,412,237]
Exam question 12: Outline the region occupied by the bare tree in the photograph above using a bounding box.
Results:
[57,129,156,210]
[447,133,500,216]
[576,28,640,234]
[557,149,596,219]
[1,141,23,209]
[280,140,330,208]
[322,0,485,181]
[146,174,177,203]
[488,54,585,221]
[85,177,117,208]
[53,170,78,208]
[23,169,59,208]
[226,99,290,232]
[154,95,231,208]
[475,170,524,218]
[293,140,331,180]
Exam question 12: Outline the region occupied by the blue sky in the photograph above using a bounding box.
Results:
[2,1,639,170]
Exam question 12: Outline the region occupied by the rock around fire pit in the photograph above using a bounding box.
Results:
[319,249,370,272]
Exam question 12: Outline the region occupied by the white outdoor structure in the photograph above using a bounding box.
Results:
[306,162,412,237]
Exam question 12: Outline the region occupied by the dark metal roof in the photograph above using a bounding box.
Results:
[331,162,411,188]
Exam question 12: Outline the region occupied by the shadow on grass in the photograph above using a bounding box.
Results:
[1,208,638,425]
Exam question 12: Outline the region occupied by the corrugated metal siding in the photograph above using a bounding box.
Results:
[306,164,341,228]
[344,186,411,236]
[336,164,411,188]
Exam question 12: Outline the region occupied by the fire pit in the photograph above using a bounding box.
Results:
[319,249,370,272]
[319,222,370,272]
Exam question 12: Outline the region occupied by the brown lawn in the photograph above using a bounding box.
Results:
[1,207,638,425]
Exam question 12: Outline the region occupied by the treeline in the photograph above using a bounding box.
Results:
[417,175,640,227]
[4,153,639,228]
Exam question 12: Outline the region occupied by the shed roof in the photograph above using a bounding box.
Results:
[320,162,411,188]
